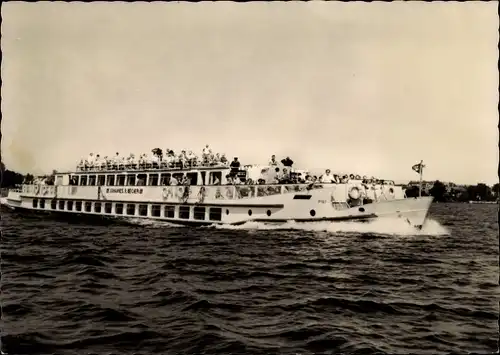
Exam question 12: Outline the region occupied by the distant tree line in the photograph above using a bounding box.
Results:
[0,162,27,188]
[405,180,500,202]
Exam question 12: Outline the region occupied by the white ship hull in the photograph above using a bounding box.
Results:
[2,184,433,229]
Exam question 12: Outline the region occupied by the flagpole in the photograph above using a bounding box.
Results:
[418,160,423,197]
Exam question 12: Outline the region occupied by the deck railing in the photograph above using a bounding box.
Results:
[76,160,229,172]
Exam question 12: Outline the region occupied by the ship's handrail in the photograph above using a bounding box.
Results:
[21,180,398,188]
[75,160,230,173]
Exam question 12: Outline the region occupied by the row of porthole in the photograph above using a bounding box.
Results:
[223,207,367,218]
[225,209,275,217]
[224,209,319,217]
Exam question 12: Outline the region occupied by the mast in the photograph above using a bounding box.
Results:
[418,160,424,197]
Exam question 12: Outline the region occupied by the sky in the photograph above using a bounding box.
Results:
[1,2,498,185]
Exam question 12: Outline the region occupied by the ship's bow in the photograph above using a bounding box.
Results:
[394,196,433,228]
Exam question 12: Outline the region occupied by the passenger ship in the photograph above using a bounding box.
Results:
[1,158,433,229]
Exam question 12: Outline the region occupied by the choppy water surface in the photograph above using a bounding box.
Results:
[1,203,498,354]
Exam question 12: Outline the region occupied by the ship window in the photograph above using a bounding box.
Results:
[94,202,102,213]
[149,174,159,186]
[193,206,205,220]
[310,209,316,217]
[80,176,88,186]
[51,199,57,209]
[209,207,222,221]
[186,172,198,185]
[248,209,252,216]
[70,175,79,186]
[104,202,112,214]
[267,210,272,216]
[39,199,45,209]
[151,205,161,217]
[97,175,106,186]
[115,203,124,214]
[58,200,65,210]
[164,205,175,218]
[160,173,171,186]
[116,175,126,186]
[75,201,82,211]
[138,204,148,216]
[85,202,92,212]
[32,199,38,208]
[209,172,222,185]
[106,175,115,186]
[126,174,136,186]
[126,204,136,215]
[137,174,147,186]
[179,206,190,219]
[88,175,97,186]
[67,201,73,211]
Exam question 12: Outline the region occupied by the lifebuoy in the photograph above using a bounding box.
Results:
[349,174,355,180]
[34,185,40,195]
[348,186,361,200]
[355,175,361,180]
[162,187,169,199]
[215,187,223,200]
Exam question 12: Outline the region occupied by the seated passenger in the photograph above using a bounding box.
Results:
[319,169,334,183]
[214,153,221,166]
[170,175,179,186]
[233,175,242,185]
[280,168,291,184]
[220,154,228,166]
[225,174,233,185]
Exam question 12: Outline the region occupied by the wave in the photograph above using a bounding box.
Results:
[125,218,187,228]
[212,218,449,236]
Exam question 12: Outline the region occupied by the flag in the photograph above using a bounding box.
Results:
[412,162,425,174]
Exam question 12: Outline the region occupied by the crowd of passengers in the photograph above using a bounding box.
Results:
[76,145,230,171]
[29,149,389,186]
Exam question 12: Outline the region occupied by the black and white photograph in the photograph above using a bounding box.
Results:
[0,1,498,354]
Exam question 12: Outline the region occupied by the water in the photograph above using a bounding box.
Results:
[1,203,498,354]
